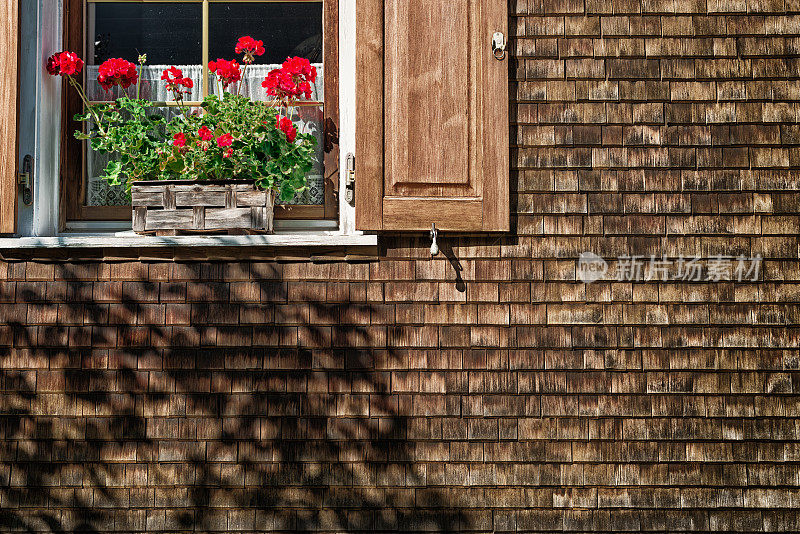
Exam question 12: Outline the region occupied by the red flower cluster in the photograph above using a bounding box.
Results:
[209,59,241,88]
[276,116,297,143]
[235,36,265,64]
[198,126,214,141]
[216,133,234,148]
[262,57,317,101]
[97,58,139,92]
[161,66,194,94]
[46,51,84,76]
[173,133,186,148]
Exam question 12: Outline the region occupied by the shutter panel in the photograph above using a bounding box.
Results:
[356,0,509,232]
[0,0,19,234]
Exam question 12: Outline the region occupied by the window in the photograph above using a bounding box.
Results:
[1,0,508,241]
[61,0,339,223]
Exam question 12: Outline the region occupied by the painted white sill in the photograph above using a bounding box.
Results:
[0,231,377,249]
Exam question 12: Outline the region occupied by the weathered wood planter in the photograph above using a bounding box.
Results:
[132,180,274,235]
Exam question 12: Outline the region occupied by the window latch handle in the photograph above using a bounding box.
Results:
[345,153,355,205]
[17,154,33,206]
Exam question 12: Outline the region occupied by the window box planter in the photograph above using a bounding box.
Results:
[131,180,274,235]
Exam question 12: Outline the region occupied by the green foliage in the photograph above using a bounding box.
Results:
[76,97,168,188]
[74,94,316,201]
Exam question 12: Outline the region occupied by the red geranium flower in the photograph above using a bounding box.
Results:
[217,134,233,148]
[97,58,139,92]
[223,148,234,159]
[173,133,186,147]
[209,59,241,89]
[216,133,234,148]
[161,66,194,94]
[283,56,317,82]
[299,81,313,100]
[276,116,297,143]
[262,56,317,101]
[46,51,84,76]
[198,126,214,141]
[235,36,265,64]
[262,70,296,99]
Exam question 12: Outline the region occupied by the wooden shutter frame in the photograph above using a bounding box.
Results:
[355,0,509,233]
[355,0,384,231]
[0,0,19,234]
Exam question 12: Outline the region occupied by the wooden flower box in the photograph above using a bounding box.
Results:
[131,180,274,235]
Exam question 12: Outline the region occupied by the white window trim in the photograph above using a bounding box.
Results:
[0,0,376,249]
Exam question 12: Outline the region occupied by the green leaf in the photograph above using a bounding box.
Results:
[105,160,122,176]
[167,157,185,173]
[279,181,297,202]
[102,160,123,186]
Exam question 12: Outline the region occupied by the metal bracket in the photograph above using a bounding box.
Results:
[492,32,507,60]
[18,155,33,206]
[345,153,355,205]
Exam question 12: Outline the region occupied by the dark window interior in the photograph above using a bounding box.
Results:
[209,2,323,64]
[91,3,202,65]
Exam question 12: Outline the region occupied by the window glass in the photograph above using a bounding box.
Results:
[209,2,323,65]
[89,3,202,65]
[278,105,325,206]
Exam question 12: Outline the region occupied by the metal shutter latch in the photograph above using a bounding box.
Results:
[492,32,506,60]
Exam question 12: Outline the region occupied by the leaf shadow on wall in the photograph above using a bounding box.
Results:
[0,261,470,532]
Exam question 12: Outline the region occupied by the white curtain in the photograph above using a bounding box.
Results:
[84,64,325,207]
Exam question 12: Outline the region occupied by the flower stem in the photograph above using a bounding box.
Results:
[68,75,106,136]
[237,63,248,97]
[169,85,189,118]
[136,54,147,100]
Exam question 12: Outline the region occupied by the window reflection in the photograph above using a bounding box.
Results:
[89,3,202,65]
[209,2,323,64]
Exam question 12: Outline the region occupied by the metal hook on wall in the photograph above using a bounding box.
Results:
[430,223,439,256]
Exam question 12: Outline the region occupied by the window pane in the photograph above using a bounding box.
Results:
[88,3,202,66]
[86,3,204,101]
[276,105,325,206]
[209,2,323,65]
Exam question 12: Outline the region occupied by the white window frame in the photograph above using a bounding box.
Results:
[2,0,375,249]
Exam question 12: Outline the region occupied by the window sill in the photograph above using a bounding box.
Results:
[0,231,377,250]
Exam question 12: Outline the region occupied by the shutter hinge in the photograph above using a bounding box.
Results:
[17,154,33,206]
[345,153,355,205]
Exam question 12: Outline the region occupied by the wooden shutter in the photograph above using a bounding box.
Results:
[356,0,509,232]
[0,0,19,234]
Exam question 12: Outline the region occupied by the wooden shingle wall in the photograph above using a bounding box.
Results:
[2,0,800,531]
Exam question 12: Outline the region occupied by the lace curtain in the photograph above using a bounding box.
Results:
[85,64,325,207]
